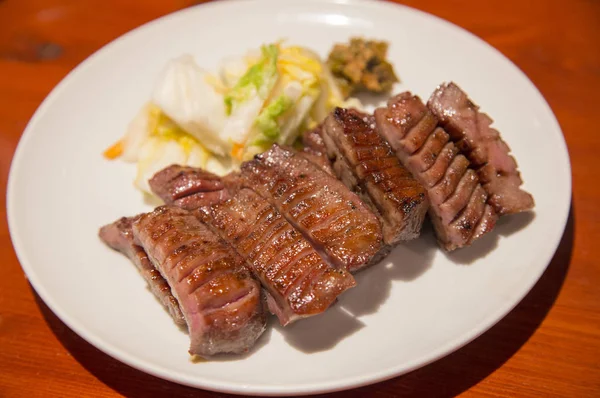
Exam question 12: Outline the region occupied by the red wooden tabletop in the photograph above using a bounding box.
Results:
[1,0,598,396]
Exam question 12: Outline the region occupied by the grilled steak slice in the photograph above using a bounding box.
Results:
[149,165,230,210]
[375,93,497,250]
[99,216,185,325]
[301,125,335,175]
[300,151,334,176]
[239,144,385,272]
[132,206,266,357]
[428,82,534,215]
[322,107,428,245]
[198,188,356,326]
[303,124,328,154]
[150,168,355,325]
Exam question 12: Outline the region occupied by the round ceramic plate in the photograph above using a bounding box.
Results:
[7,0,571,395]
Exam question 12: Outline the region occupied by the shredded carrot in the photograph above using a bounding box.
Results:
[231,143,244,160]
[103,140,124,159]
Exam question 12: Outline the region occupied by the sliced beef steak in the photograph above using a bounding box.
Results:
[149,165,230,210]
[198,188,356,326]
[239,144,385,272]
[303,124,328,154]
[99,216,185,325]
[301,125,335,175]
[132,206,266,357]
[375,92,497,251]
[322,107,428,245]
[428,82,534,215]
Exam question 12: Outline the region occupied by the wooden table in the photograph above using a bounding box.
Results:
[1,0,598,396]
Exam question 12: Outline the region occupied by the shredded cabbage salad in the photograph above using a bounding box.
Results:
[104,41,363,196]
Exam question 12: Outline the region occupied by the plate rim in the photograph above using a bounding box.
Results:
[6,0,572,395]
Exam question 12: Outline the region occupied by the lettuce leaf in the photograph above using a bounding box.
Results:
[224,44,279,115]
[254,94,293,139]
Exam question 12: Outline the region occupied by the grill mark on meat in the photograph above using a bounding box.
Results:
[165,239,210,272]
[282,179,318,205]
[199,188,356,325]
[281,180,319,211]
[407,127,449,173]
[400,112,438,154]
[266,229,304,266]
[420,143,459,189]
[428,82,534,215]
[272,246,316,294]
[355,145,389,160]
[149,165,230,210]
[251,219,289,263]
[153,228,200,264]
[439,169,478,224]
[289,253,327,296]
[184,260,232,294]
[306,206,356,235]
[200,289,255,316]
[299,198,366,243]
[244,211,278,253]
[451,185,488,241]
[132,206,265,357]
[167,229,205,253]
[173,247,231,285]
[358,157,401,174]
[322,107,428,245]
[252,200,277,230]
[166,242,197,270]
[198,293,265,344]
[173,191,230,210]
[369,165,414,184]
[148,220,176,242]
[172,245,211,282]
[252,217,292,264]
[254,227,299,270]
[468,204,497,244]
[313,212,355,240]
[137,209,252,287]
[293,263,329,302]
[247,216,302,275]
[264,238,308,284]
[293,188,347,229]
[375,92,497,250]
[429,153,470,206]
[98,216,185,326]
[287,194,317,221]
[239,145,383,272]
[187,272,254,312]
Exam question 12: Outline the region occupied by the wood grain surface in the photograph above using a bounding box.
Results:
[0,0,598,397]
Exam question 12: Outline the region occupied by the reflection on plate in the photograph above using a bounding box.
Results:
[7,0,570,395]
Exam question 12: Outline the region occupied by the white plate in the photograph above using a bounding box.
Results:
[7,0,571,395]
